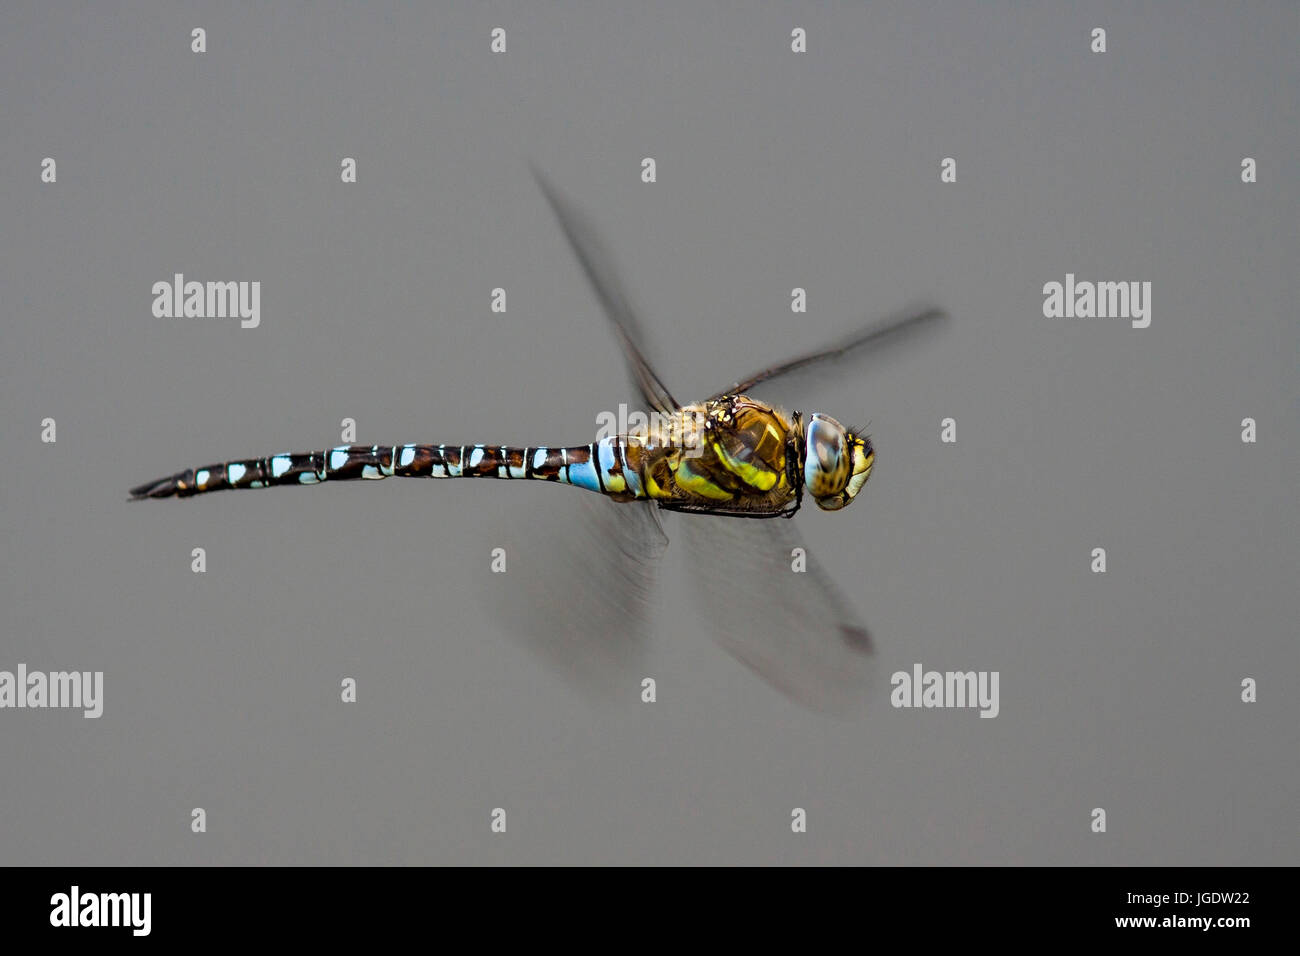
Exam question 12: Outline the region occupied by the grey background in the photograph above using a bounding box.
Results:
[1,1,1296,865]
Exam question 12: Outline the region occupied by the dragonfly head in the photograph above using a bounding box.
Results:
[802,413,874,512]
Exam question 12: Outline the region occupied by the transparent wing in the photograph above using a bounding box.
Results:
[710,306,948,400]
[679,513,877,714]
[479,169,682,698]
[531,165,681,414]
[480,490,668,701]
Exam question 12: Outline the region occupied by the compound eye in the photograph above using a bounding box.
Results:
[808,420,844,474]
[815,435,839,473]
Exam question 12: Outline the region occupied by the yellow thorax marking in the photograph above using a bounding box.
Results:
[644,467,668,500]
[710,431,781,492]
[674,458,736,501]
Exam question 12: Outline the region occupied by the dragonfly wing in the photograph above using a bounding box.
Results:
[679,513,877,713]
[531,165,681,414]
[710,306,947,400]
[481,490,668,699]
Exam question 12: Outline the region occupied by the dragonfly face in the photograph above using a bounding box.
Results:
[802,413,874,512]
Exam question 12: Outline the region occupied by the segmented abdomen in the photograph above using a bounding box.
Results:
[129,440,648,501]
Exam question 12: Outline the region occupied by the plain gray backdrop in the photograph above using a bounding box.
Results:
[1,1,1296,865]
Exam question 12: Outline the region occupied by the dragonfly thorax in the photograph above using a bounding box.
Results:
[801,413,874,511]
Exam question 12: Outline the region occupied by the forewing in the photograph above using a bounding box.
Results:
[679,513,877,713]
[532,165,681,414]
[711,306,947,400]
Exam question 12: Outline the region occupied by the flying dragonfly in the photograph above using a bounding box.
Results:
[131,169,944,710]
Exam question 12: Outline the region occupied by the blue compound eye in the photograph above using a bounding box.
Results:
[812,428,841,473]
[804,415,849,498]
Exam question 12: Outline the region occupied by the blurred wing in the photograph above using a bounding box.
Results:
[711,306,947,400]
[532,165,681,414]
[680,513,877,713]
[481,491,668,700]
[479,168,683,697]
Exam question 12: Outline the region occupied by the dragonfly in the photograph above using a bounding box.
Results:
[131,169,944,710]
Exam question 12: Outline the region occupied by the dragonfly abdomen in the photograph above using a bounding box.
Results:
[129,440,647,501]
